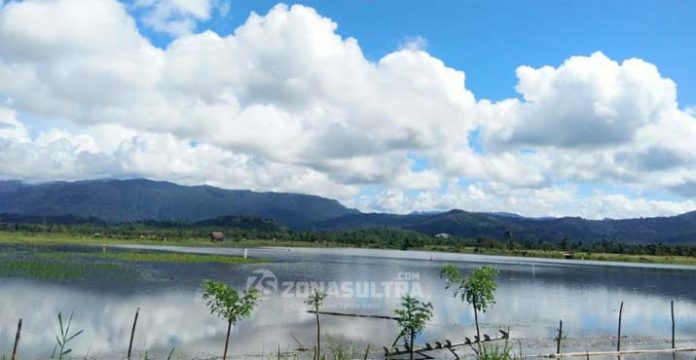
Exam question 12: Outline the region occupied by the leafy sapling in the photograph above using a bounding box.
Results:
[441,264,499,355]
[202,280,260,360]
[394,295,433,360]
[305,288,328,360]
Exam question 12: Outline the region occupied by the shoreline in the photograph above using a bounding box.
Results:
[2,231,696,267]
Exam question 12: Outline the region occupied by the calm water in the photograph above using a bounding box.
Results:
[1,245,696,359]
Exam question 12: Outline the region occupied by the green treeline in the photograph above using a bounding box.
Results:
[2,215,696,257]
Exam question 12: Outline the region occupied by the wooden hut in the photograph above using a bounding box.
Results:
[210,231,225,242]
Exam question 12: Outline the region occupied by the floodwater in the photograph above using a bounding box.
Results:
[1,244,696,359]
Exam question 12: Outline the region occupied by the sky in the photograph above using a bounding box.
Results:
[1,0,696,219]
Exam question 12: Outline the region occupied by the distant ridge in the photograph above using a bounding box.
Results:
[1,178,696,243]
[0,179,357,228]
[316,209,696,244]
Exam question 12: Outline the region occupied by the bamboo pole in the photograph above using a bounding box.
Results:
[127,307,140,360]
[11,318,22,360]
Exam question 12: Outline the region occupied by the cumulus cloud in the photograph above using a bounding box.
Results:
[0,0,695,219]
[482,52,677,148]
[0,1,474,189]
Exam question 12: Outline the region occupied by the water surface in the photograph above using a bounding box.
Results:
[1,245,695,359]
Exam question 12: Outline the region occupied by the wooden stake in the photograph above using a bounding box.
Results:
[11,318,22,360]
[671,300,676,360]
[127,307,140,360]
[617,301,624,360]
[556,320,563,355]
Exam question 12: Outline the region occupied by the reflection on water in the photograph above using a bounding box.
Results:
[1,246,696,359]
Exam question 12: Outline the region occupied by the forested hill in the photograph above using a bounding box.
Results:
[315,209,696,244]
[0,179,357,228]
[1,179,696,244]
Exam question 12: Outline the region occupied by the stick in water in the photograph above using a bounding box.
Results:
[671,300,676,360]
[556,319,563,355]
[127,307,140,360]
[617,301,624,360]
[11,318,22,360]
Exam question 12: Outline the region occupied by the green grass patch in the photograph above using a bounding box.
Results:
[0,259,134,280]
[0,230,338,249]
[100,251,262,264]
[35,250,264,264]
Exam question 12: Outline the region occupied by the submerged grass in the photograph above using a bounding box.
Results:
[96,250,262,264]
[0,243,263,280]
[0,258,133,280]
[35,250,263,264]
[0,231,340,249]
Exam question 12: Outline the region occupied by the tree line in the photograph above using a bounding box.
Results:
[2,215,696,257]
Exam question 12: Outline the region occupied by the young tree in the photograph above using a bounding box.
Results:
[202,280,260,360]
[394,295,434,360]
[305,288,328,360]
[440,264,499,354]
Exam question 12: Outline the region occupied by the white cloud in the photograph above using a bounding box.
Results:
[134,0,216,35]
[362,183,696,220]
[0,1,474,189]
[482,52,677,148]
[398,35,428,51]
[0,1,695,219]
[686,106,696,117]
[0,106,29,141]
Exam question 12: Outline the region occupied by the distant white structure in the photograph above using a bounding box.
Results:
[435,233,450,239]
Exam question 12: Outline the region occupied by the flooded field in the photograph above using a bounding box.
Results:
[1,244,696,359]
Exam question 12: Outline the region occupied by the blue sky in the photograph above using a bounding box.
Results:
[1,0,696,218]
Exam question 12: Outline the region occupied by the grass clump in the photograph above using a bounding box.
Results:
[478,340,521,360]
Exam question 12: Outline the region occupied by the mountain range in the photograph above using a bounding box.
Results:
[1,179,695,244]
[0,179,355,228]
